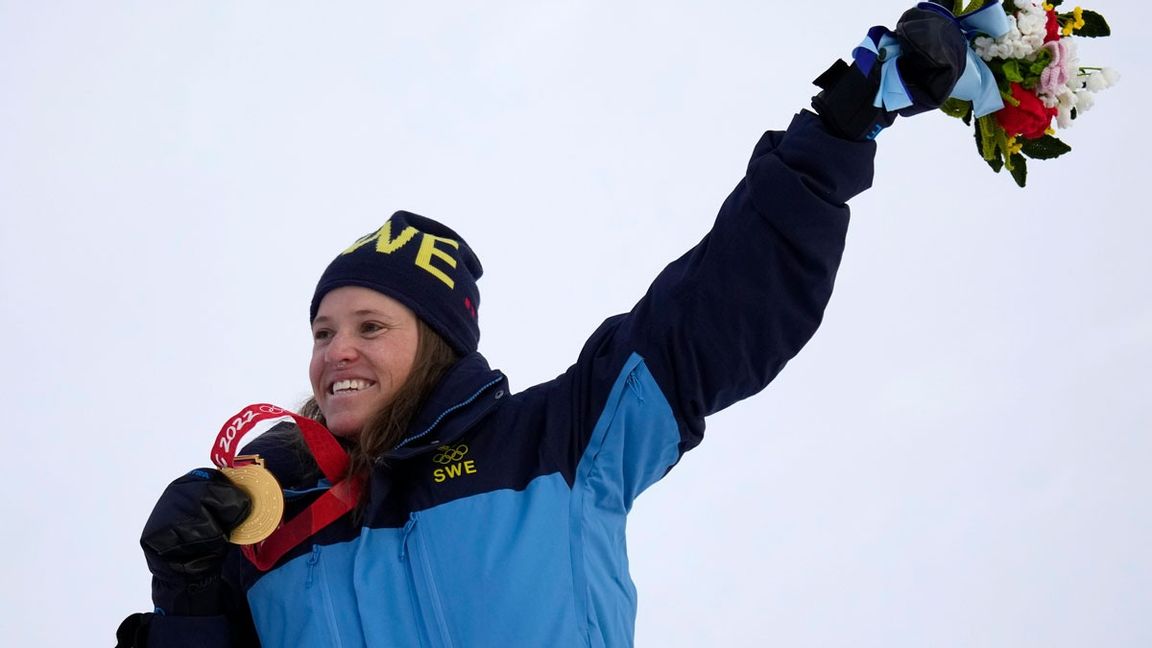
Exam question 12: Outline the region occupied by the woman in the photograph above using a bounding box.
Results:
[118,7,969,646]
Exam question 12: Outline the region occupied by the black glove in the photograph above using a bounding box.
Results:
[812,4,969,140]
[140,468,251,616]
[115,612,151,647]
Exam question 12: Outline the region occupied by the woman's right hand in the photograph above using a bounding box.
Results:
[812,3,969,140]
[140,468,251,615]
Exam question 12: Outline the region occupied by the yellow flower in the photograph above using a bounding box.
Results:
[1043,2,1055,10]
[1063,6,1086,36]
[1006,137,1023,156]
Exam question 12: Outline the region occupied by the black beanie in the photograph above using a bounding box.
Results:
[310,211,483,355]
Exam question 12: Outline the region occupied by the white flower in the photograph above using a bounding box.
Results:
[974,1,1047,61]
[1082,68,1120,92]
[973,34,1003,60]
[1085,71,1108,92]
[1017,14,1047,40]
[1056,104,1073,128]
[1076,90,1096,113]
[1062,39,1081,70]
[1056,90,1079,128]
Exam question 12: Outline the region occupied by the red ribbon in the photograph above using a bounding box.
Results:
[211,403,364,571]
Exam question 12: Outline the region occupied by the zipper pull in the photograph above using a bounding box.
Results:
[305,544,321,588]
[399,514,417,562]
[626,372,645,403]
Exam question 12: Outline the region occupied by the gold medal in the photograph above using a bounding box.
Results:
[220,455,284,545]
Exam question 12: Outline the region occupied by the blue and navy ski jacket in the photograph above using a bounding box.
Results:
[143,111,875,647]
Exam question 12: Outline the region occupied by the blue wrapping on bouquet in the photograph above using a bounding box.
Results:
[853,0,1012,117]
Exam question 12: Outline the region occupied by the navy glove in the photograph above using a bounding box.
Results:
[115,612,151,647]
[140,468,251,616]
[812,4,969,140]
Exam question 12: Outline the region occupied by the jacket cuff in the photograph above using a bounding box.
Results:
[745,110,876,212]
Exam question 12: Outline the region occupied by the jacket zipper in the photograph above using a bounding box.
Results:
[304,544,343,647]
[398,513,454,648]
[305,544,321,589]
[626,371,645,402]
[394,377,504,449]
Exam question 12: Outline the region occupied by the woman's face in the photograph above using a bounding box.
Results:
[309,286,420,438]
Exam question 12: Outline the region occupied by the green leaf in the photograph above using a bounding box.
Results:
[959,0,986,14]
[941,98,973,124]
[1008,153,1028,188]
[954,0,989,13]
[985,154,1005,174]
[1019,135,1072,160]
[1028,50,1053,76]
[1049,0,1064,7]
[976,118,1003,173]
[1001,60,1024,83]
[978,115,1005,161]
[1077,10,1111,37]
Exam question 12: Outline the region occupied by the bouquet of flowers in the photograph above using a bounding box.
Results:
[940,0,1116,187]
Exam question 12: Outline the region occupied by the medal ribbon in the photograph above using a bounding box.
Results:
[211,403,365,571]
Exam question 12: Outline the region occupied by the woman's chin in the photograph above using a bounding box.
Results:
[324,415,364,439]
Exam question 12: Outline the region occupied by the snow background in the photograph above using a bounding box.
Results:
[1,1,1148,646]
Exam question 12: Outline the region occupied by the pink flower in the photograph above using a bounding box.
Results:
[1037,40,1071,99]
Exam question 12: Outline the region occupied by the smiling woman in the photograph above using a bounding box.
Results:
[116,6,976,646]
[308,287,423,438]
[303,287,458,480]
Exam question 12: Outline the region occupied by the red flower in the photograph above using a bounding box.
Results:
[996,83,1056,139]
[1044,9,1061,43]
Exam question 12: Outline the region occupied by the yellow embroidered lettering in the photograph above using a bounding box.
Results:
[430,449,480,483]
[414,234,459,288]
[342,222,420,255]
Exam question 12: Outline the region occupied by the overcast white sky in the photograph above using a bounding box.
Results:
[2,2,1148,646]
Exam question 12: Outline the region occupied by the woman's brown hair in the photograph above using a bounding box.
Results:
[298,317,458,481]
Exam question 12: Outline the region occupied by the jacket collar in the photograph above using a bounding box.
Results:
[382,351,507,461]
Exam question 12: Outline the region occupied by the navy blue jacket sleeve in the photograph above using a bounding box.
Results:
[631,109,873,445]
[543,110,875,496]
